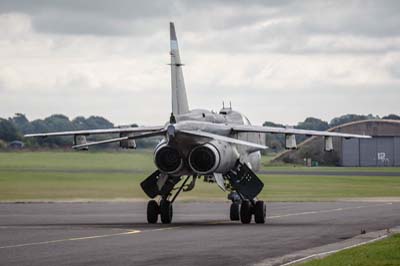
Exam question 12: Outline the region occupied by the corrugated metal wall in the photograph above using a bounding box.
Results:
[395,137,400,166]
[360,138,377,166]
[341,138,359,166]
[342,137,399,166]
[377,137,394,166]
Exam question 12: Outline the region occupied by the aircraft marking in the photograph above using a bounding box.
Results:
[0,227,179,249]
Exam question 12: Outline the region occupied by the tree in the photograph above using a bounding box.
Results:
[9,113,32,134]
[84,116,113,129]
[0,118,21,142]
[296,117,329,131]
[329,114,378,128]
[44,114,74,132]
[262,121,285,152]
[382,114,400,120]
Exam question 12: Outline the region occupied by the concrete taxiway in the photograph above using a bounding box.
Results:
[0,201,399,266]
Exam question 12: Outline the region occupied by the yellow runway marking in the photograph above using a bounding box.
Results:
[0,227,179,249]
[149,226,180,232]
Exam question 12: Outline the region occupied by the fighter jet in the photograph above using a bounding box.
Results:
[25,22,371,224]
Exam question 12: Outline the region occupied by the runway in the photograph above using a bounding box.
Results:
[1,201,399,266]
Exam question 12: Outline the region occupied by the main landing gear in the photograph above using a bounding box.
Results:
[142,161,267,224]
[229,192,266,224]
[147,199,173,224]
[226,161,266,224]
[144,174,192,224]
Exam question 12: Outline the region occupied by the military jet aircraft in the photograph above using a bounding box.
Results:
[25,22,371,224]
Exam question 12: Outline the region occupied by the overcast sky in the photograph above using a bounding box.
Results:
[0,0,399,126]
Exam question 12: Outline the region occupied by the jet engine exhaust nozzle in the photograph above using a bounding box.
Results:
[154,144,183,174]
[188,144,220,175]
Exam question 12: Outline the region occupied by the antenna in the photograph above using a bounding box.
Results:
[170,112,176,124]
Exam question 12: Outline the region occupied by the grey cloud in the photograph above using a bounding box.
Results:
[0,0,177,35]
[297,1,400,37]
[1,0,400,40]
[1,0,400,125]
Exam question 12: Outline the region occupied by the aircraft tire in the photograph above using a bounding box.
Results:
[230,202,240,221]
[160,199,173,224]
[254,201,266,224]
[240,200,252,224]
[147,200,159,224]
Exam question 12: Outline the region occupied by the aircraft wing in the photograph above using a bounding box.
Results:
[24,126,164,138]
[180,130,268,151]
[232,125,371,139]
[72,130,166,149]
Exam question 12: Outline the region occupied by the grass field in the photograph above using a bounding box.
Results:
[299,234,400,266]
[0,151,399,201]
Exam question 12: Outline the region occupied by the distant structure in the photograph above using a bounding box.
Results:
[273,120,400,167]
[7,140,24,150]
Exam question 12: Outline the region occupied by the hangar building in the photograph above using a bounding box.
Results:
[273,120,400,167]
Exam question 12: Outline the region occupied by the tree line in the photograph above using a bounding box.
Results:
[0,113,159,149]
[0,112,399,150]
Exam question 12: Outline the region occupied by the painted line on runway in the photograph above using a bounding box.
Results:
[0,230,141,249]
[0,227,179,249]
[280,234,389,266]
[0,203,393,249]
[207,202,394,224]
[267,202,393,220]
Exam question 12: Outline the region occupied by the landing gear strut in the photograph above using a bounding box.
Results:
[145,175,192,224]
[226,161,266,224]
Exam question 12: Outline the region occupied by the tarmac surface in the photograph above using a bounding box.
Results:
[0,201,399,266]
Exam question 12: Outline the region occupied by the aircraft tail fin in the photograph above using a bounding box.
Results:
[170,22,189,115]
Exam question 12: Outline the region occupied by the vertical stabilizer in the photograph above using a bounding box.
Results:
[170,22,189,115]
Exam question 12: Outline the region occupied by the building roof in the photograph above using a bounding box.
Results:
[272,119,400,162]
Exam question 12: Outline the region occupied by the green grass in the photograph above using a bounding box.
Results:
[299,234,400,266]
[0,151,399,201]
[0,151,155,171]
